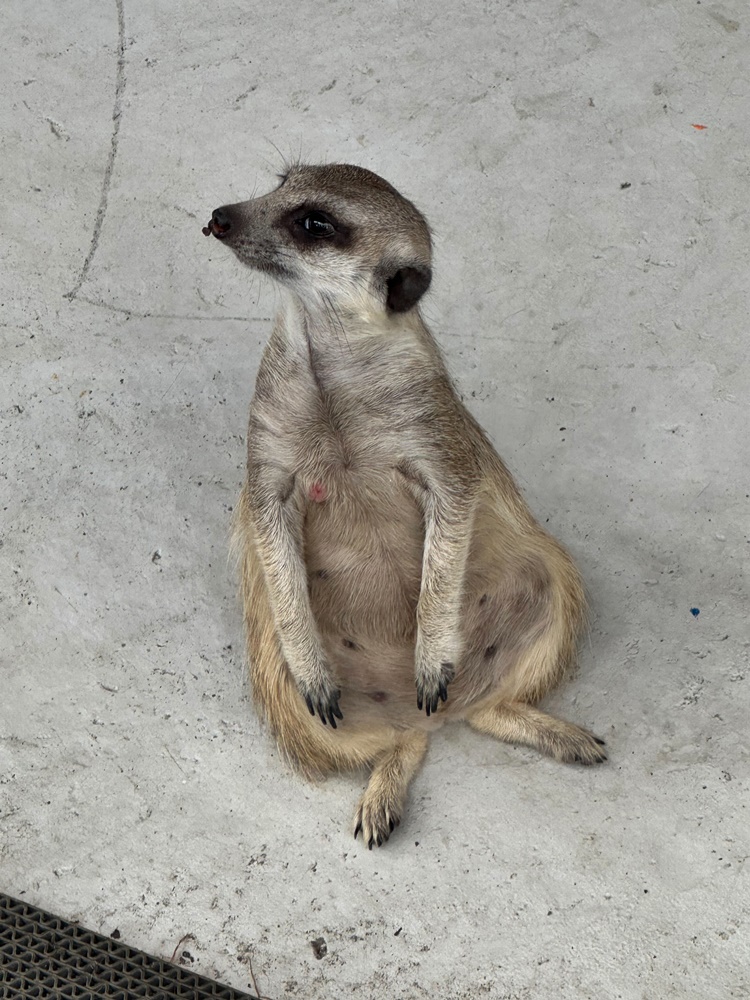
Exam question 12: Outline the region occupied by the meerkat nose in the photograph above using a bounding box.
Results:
[203,208,232,238]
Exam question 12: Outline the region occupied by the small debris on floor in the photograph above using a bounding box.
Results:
[310,937,327,960]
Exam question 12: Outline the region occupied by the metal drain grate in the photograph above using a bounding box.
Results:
[0,892,257,999]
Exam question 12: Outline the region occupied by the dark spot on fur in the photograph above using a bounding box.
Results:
[477,559,554,654]
[280,473,296,504]
[316,569,328,579]
[342,638,359,650]
[479,594,488,605]
[368,691,388,703]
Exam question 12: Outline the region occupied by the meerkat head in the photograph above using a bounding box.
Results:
[203,163,432,315]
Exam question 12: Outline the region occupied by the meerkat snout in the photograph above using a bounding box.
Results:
[202,163,433,314]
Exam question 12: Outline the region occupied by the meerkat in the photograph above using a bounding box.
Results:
[203,163,606,848]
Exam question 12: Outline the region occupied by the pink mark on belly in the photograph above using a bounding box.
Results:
[368,691,388,703]
[308,481,328,503]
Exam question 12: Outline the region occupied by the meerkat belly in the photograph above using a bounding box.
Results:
[303,463,424,714]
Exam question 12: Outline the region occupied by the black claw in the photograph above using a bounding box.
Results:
[368,838,374,850]
[418,661,454,716]
[354,821,362,840]
[595,738,606,746]
[301,686,344,727]
[389,818,395,832]
[377,835,383,847]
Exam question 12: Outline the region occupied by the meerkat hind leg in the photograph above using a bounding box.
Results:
[468,700,606,765]
[353,730,429,848]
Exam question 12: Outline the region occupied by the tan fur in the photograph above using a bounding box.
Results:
[209,163,605,848]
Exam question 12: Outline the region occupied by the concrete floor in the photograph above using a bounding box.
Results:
[2,0,748,996]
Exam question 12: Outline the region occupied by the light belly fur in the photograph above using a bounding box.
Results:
[301,462,552,728]
[303,463,427,726]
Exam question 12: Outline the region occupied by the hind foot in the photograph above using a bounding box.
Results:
[540,722,607,765]
[353,788,402,850]
[468,700,607,765]
[352,730,428,848]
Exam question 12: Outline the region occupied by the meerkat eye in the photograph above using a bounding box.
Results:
[299,212,336,238]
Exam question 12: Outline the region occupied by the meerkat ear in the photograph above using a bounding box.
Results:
[383,264,432,313]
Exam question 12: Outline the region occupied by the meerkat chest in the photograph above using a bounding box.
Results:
[251,336,430,498]
[294,398,408,507]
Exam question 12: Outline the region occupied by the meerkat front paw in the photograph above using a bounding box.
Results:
[415,660,455,717]
[298,673,343,728]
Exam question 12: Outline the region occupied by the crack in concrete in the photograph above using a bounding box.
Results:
[75,295,271,322]
[66,0,126,300]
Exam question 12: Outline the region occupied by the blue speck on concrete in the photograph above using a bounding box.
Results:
[690,608,700,617]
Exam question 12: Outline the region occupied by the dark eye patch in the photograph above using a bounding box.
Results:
[299,211,336,238]
[281,202,352,249]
